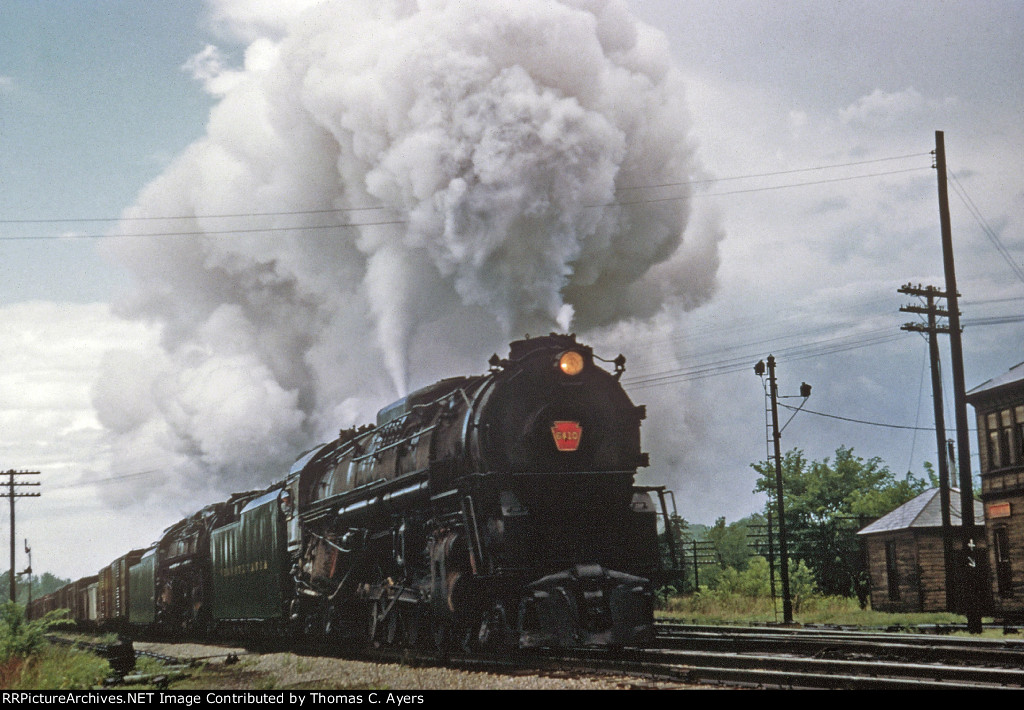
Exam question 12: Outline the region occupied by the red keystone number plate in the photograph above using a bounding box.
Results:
[551,421,583,452]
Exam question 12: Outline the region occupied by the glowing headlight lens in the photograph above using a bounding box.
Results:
[558,350,584,376]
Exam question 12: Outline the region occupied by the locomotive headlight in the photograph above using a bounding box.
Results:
[558,350,585,376]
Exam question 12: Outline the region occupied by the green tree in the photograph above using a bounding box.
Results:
[753,446,929,600]
[679,515,765,592]
[696,555,819,614]
[706,517,738,569]
[0,571,71,606]
[705,516,759,571]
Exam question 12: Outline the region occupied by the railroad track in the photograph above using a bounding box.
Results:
[558,623,1024,689]
[657,622,1024,666]
[52,624,1024,690]
[371,623,1024,689]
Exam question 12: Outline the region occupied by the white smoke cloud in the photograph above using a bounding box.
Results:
[95,0,723,506]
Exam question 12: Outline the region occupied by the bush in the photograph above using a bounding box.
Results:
[0,602,100,689]
[0,602,71,661]
[7,644,111,690]
[655,584,680,608]
[659,556,827,621]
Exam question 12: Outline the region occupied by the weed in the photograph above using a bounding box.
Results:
[658,592,987,629]
[0,602,71,661]
[7,644,110,690]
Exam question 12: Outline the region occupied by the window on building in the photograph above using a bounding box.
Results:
[1000,409,1015,467]
[988,412,1002,469]
[985,409,1021,470]
[885,540,900,601]
[1016,406,1024,464]
[978,413,990,472]
[994,527,1014,598]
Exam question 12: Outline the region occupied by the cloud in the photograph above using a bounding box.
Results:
[97,0,723,509]
[182,40,281,96]
[839,87,957,127]
[0,303,153,422]
[0,303,162,578]
[203,0,323,42]
[181,44,241,96]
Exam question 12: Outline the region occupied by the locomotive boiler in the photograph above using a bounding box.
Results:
[284,333,664,651]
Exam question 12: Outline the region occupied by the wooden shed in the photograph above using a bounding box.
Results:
[858,488,985,613]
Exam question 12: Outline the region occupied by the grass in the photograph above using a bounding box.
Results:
[0,602,113,689]
[5,644,111,689]
[657,592,1010,636]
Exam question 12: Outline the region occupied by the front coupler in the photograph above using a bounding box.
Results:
[517,563,653,648]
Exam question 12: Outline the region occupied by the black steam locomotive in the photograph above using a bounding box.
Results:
[34,334,673,654]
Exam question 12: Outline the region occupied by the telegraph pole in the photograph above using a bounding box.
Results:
[755,357,809,624]
[934,130,982,633]
[1,470,40,602]
[899,283,955,608]
[765,356,793,624]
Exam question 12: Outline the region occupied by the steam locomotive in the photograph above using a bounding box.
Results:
[32,334,674,653]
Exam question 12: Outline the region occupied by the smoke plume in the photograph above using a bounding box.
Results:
[94,0,723,505]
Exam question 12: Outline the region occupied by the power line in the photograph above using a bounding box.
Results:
[46,469,161,491]
[615,152,932,191]
[623,326,904,389]
[629,294,903,354]
[0,218,408,242]
[968,314,1024,326]
[609,167,932,207]
[948,171,1024,285]
[624,305,1022,389]
[0,205,388,225]
[778,401,973,434]
[906,344,929,473]
[0,157,934,242]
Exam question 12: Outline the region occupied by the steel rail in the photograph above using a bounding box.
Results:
[655,623,1024,666]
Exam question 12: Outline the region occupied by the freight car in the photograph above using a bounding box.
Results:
[96,550,145,630]
[32,334,674,654]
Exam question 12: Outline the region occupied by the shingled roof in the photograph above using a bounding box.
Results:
[857,488,984,535]
[967,360,1024,401]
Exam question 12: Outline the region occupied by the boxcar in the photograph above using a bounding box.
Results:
[98,549,145,628]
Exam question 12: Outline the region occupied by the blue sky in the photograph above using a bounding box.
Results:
[1,0,1022,579]
[0,1,215,301]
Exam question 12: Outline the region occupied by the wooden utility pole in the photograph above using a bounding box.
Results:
[934,130,982,633]
[1,470,40,602]
[765,355,793,624]
[899,283,955,608]
[755,357,810,624]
